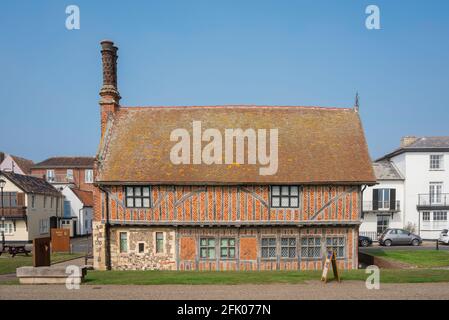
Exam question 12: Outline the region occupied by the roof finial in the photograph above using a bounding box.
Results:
[354,91,359,112]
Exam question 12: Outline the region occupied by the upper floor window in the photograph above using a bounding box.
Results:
[46,169,55,182]
[125,186,151,208]
[85,169,94,183]
[31,195,35,208]
[430,155,444,170]
[43,196,47,208]
[372,188,396,210]
[270,186,299,208]
[66,169,74,181]
[429,182,443,204]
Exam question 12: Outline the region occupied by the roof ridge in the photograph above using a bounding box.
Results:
[119,105,354,111]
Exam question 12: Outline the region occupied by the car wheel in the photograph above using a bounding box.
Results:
[384,239,392,247]
[412,239,420,246]
[361,239,369,247]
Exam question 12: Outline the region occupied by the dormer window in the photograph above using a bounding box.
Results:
[430,155,444,170]
[270,186,300,208]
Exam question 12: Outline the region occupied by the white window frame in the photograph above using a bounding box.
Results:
[430,182,443,204]
[433,211,448,222]
[430,154,444,170]
[377,189,391,210]
[66,169,74,181]
[1,222,14,235]
[46,169,55,182]
[85,169,94,183]
[39,219,49,234]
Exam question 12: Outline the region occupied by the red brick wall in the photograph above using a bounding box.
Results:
[31,168,94,192]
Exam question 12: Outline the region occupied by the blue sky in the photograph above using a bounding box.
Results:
[1,0,448,162]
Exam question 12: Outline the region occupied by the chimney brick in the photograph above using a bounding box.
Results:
[99,40,120,138]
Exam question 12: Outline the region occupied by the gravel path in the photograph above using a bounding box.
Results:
[1,281,449,300]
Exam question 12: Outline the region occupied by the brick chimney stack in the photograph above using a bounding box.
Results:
[99,40,120,137]
[400,136,418,147]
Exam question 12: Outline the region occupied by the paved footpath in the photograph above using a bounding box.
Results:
[1,281,449,300]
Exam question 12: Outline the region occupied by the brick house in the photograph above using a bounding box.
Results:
[31,157,95,192]
[93,40,376,271]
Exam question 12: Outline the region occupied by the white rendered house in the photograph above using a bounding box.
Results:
[360,161,404,240]
[361,136,449,240]
[59,186,93,237]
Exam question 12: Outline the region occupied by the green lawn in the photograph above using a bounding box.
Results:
[0,253,84,275]
[84,268,449,285]
[368,249,449,268]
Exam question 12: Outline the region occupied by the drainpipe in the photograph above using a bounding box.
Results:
[360,185,367,220]
[98,185,111,270]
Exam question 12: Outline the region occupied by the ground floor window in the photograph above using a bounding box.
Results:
[39,219,49,234]
[326,236,345,258]
[300,237,321,258]
[422,211,430,221]
[0,222,14,235]
[261,238,276,259]
[220,238,236,259]
[156,232,164,253]
[281,238,296,258]
[377,215,390,235]
[433,211,448,221]
[138,242,145,253]
[119,232,128,253]
[200,238,216,259]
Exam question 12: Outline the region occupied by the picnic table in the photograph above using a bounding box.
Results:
[0,244,31,257]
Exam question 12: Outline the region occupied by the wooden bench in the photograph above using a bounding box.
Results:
[0,245,31,257]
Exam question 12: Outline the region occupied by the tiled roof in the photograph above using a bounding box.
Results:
[10,155,34,174]
[0,171,61,196]
[377,136,449,161]
[97,106,376,185]
[372,161,403,180]
[32,157,94,168]
[72,188,94,207]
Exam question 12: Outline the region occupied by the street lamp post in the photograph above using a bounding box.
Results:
[0,178,6,250]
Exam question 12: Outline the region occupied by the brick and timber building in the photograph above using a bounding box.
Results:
[93,40,376,271]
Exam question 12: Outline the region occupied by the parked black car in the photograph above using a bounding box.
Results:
[378,228,422,246]
[358,235,373,247]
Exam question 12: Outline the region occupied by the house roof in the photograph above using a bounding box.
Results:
[377,136,449,161]
[71,188,94,207]
[0,171,61,196]
[0,152,34,174]
[10,155,34,174]
[32,157,95,169]
[372,161,404,181]
[96,105,376,185]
